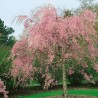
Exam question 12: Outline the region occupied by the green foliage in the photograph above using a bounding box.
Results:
[7,36,16,46]
[75,0,95,14]
[63,9,74,18]
[0,19,16,89]
[66,59,84,85]
[0,45,14,89]
[0,18,16,46]
[66,57,97,86]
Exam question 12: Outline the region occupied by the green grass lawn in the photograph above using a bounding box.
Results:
[18,89,98,98]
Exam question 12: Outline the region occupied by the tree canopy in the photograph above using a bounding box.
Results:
[11,5,98,98]
[0,19,16,46]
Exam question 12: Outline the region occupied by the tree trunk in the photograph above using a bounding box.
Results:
[62,60,67,98]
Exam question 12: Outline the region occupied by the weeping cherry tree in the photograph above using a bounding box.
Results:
[11,5,98,98]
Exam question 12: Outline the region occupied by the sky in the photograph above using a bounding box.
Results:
[0,0,97,39]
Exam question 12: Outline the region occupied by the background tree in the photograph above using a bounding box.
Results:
[0,19,16,89]
[0,18,16,46]
[63,9,74,18]
[75,0,98,15]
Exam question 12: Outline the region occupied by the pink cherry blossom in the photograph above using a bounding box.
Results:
[11,5,98,89]
[68,67,74,75]
[0,79,8,98]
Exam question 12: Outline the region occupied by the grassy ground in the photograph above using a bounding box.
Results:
[17,89,98,98]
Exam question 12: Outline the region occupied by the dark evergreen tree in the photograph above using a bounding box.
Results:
[0,18,16,46]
